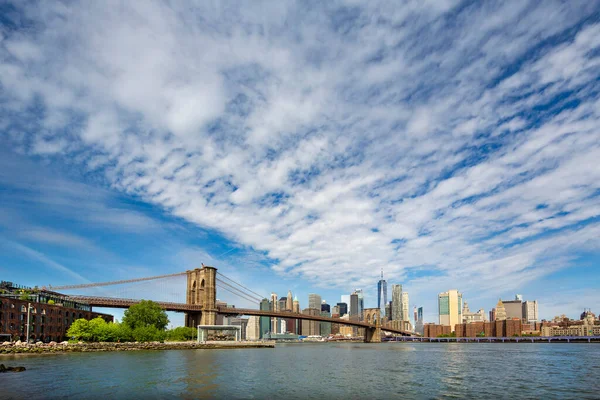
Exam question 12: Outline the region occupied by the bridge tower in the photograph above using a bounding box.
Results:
[185,264,217,327]
[363,308,382,343]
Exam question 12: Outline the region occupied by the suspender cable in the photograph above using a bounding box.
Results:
[215,279,262,303]
[216,272,267,300]
[215,283,261,305]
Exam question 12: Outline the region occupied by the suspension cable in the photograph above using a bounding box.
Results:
[216,272,267,300]
[47,271,187,291]
[215,278,262,303]
[216,283,260,305]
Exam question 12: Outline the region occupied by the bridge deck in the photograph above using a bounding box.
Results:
[66,296,413,336]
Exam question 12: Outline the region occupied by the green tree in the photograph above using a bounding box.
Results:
[132,325,165,342]
[47,299,55,305]
[122,300,169,331]
[67,319,92,341]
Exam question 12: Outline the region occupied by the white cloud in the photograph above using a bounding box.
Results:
[0,1,599,318]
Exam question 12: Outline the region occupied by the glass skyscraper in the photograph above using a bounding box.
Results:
[377,270,387,316]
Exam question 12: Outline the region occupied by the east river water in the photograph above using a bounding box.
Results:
[1,342,599,399]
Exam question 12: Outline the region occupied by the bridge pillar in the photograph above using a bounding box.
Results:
[363,308,382,343]
[185,264,217,327]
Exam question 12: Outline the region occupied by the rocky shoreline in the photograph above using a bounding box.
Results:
[0,340,275,354]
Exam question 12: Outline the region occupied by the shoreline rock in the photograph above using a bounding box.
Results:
[0,364,27,372]
[0,341,275,355]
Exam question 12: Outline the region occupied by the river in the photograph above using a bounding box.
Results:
[1,342,599,399]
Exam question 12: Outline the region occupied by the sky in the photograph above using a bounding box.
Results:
[1,1,599,326]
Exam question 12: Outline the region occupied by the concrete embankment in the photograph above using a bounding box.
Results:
[0,340,275,355]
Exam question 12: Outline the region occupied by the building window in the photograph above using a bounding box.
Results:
[21,305,26,313]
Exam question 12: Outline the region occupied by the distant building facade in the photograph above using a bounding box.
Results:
[308,294,322,310]
[438,290,462,331]
[0,283,113,342]
[391,284,402,321]
[337,302,348,317]
[522,300,538,323]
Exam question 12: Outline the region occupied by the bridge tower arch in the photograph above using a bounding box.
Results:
[363,308,382,343]
[185,265,217,327]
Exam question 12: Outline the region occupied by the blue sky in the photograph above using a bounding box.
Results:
[1,1,599,326]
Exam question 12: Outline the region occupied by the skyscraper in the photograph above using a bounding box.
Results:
[293,296,300,313]
[337,302,348,316]
[259,298,270,338]
[286,290,293,311]
[321,300,330,313]
[377,270,387,316]
[402,292,410,322]
[271,292,279,334]
[416,307,424,335]
[350,293,359,317]
[279,297,287,313]
[308,293,322,309]
[438,289,462,331]
[392,284,402,321]
[355,289,364,320]
[523,300,538,323]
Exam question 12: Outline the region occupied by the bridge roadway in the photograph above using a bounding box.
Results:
[218,307,413,336]
[67,296,413,336]
[66,296,204,312]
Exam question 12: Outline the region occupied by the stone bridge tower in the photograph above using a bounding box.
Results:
[363,307,382,343]
[185,264,217,327]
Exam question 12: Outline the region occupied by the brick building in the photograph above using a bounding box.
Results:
[453,319,523,338]
[423,323,451,337]
[0,282,113,342]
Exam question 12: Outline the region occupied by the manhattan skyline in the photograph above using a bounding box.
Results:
[1,1,600,325]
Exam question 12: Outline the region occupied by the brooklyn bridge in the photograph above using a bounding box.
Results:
[44,265,415,342]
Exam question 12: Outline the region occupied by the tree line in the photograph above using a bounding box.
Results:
[66,300,197,342]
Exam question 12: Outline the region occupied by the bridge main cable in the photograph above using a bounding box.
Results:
[47,271,187,291]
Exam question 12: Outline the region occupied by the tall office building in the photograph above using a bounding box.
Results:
[293,296,300,313]
[279,297,288,313]
[416,307,424,335]
[503,296,523,320]
[355,289,364,320]
[301,308,320,336]
[385,302,392,320]
[259,298,270,338]
[320,300,331,336]
[286,290,293,311]
[402,292,410,322]
[308,293,322,309]
[392,284,402,321]
[271,292,279,334]
[438,290,462,331]
[377,270,387,316]
[350,293,359,317]
[522,300,538,323]
[414,306,417,324]
[337,302,348,316]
